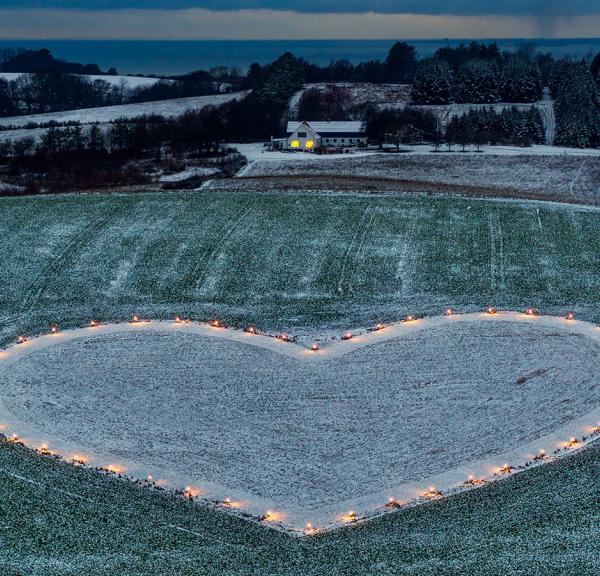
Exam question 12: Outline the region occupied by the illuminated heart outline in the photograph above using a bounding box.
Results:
[0,312,599,535]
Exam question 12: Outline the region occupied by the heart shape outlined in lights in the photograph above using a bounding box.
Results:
[0,311,599,535]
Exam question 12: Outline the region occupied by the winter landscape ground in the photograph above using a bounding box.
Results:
[5,189,600,338]
[1,187,600,573]
[0,91,247,130]
[238,151,600,204]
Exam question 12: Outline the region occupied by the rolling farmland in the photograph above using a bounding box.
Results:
[2,189,600,345]
[1,188,600,574]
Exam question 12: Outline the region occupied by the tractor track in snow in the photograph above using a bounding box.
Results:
[16,201,131,318]
[192,197,257,293]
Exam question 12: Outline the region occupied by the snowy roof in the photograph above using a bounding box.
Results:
[287,121,365,135]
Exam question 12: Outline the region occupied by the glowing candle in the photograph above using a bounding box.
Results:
[341,510,357,523]
[261,510,281,522]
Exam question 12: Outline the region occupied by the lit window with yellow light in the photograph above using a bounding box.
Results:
[290,140,300,148]
[305,140,314,149]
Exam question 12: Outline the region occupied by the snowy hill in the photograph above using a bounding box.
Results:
[0,72,169,90]
[0,91,249,128]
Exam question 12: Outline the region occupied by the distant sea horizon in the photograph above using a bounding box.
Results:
[1,38,599,76]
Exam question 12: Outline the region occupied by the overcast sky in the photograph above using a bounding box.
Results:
[0,1,599,40]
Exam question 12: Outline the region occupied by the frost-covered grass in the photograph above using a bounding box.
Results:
[2,319,599,530]
[0,436,598,575]
[3,189,600,345]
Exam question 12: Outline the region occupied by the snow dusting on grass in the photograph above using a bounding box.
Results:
[3,190,600,342]
[159,167,220,183]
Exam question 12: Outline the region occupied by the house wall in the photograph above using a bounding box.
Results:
[285,123,368,151]
[286,124,320,151]
[321,136,368,147]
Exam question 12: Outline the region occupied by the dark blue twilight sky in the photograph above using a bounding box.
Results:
[0,1,598,39]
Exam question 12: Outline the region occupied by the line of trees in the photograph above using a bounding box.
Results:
[0,48,239,118]
[552,60,600,148]
[0,48,107,75]
[0,72,227,118]
[0,106,235,192]
[446,107,545,150]
[412,58,543,105]
[0,73,125,116]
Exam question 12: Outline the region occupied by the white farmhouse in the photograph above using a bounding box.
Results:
[275,121,367,152]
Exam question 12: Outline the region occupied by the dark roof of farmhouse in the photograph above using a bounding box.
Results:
[287,121,366,135]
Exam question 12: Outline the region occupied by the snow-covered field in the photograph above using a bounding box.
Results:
[0,72,168,89]
[232,142,379,167]
[239,151,600,204]
[0,91,248,128]
[235,141,600,164]
[2,313,599,531]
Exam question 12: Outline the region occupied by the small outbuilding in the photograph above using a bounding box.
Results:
[274,121,367,152]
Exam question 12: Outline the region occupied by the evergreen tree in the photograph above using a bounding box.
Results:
[448,107,545,147]
[591,52,600,86]
[411,59,453,104]
[454,60,500,104]
[501,61,543,102]
[549,58,573,98]
[385,42,417,83]
[446,115,474,151]
[0,78,15,116]
[554,60,600,148]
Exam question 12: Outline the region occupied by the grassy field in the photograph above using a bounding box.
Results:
[2,189,600,345]
[1,188,600,574]
[0,438,598,575]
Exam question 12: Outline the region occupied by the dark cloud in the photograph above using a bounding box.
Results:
[0,0,598,17]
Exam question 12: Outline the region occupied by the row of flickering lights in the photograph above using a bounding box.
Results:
[12,307,578,351]
[5,306,595,536]
[4,424,598,536]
